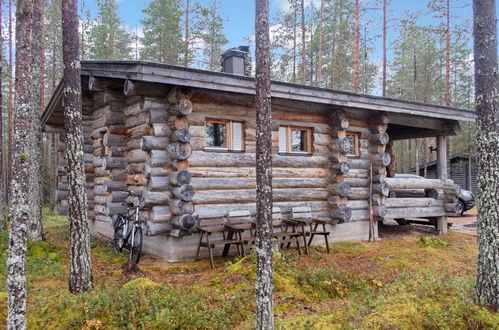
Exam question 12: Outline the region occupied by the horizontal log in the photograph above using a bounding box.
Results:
[170,128,191,143]
[143,165,169,178]
[327,182,351,197]
[169,99,193,116]
[328,196,347,208]
[103,133,126,147]
[370,153,391,167]
[330,138,351,153]
[127,174,147,186]
[349,187,369,200]
[330,206,351,222]
[148,176,169,191]
[103,157,127,170]
[143,191,173,207]
[141,136,169,151]
[190,177,328,190]
[145,222,172,236]
[141,97,169,111]
[390,189,427,198]
[384,198,444,208]
[385,206,445,219]
[385,177,445,190]
[107,203,126,216]
[95,215,111,223]
[373,182,390,197]
[125,112,151,128]
[331,162,349,174]
[105,146,127,157]
[169,199,195,215]
[127,123,152,139]
[172,184,195,201]
[150,108,168,124]
[150,150,169,167]
[151,205,172,222]
[128,149,148,164]
[168,142,192,160]
[56,190,68,201]
[170,170,192,186]
[152,123,171,137]
[369,133,389,146]
[189,151,329,168]
[193,188,329,205]
[189,166,330,178]
[171,214,197,230]
[167,115,189,131]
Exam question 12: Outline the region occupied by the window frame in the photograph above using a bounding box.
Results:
[345,131,361,157]
[204,119,245,152]
[279,125,313,155]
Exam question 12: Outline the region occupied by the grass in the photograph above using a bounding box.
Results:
[0,209,497,329]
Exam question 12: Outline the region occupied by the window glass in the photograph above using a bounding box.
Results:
[291,129,307,152]
[206,122,226,147]
[345,132,359,156]
[278,127,287,152]
[232,122,243,150]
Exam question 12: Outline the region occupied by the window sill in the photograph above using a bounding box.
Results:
[278,152,313,157]
[204,148,245,154]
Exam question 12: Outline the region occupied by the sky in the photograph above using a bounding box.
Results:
[83,0,474,54]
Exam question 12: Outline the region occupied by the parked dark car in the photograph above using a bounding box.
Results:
[393,174,475,218]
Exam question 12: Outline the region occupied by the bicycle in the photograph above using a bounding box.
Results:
[113,190,144,267]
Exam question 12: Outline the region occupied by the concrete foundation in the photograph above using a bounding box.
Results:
[90,219,378,262]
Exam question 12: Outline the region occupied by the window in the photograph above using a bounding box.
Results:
[345,131,360,157]
[279,126,312,154]
[205,120,244,151]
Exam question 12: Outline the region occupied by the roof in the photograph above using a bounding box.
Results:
[410,154,476,171]
[42,61,475,133]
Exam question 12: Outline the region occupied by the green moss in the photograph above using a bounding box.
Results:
[419,237,448,247]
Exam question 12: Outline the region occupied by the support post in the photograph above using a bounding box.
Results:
[436,135,448,234]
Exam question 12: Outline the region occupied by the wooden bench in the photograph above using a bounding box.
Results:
[272,207,302,254]
[290,207,331,254]
[227,210,255,249]
[195,214,245,268]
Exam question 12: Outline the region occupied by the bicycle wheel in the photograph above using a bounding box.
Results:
[129,226,143,266]
[113,215,128,252]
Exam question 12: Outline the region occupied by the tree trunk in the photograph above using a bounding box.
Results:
[7,0,13,200]
[353,0,360,93]
[317,0,324,87]
[445,0,451,106]
[183,0,190,67]
[472,0,499,310]
[62,0,93,293]
[382,0,387,97]
[7,0,34,327]
[0,0,4,229]
[255,0,274,328]
[29,0,44,240]
[300,0,306,85]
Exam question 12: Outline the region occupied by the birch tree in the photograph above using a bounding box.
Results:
[7,0,34,326]
[472,0,499,310]
[255,0,274,328]
[62,0,93,293]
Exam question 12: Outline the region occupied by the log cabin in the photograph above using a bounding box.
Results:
[41,48,475,261]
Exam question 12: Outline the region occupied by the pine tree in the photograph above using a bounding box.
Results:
[8,0,34,326]
[193,0,228,70]
[0,0,4,229]
[472,0,499,310]
[29,0,44,240]
[88,0,132,60]
[140,0,183,64]
[62,0,93,294]
[255,0,274,327]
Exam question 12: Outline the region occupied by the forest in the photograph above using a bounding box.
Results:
[0,0,498,328]
[0,0,478,204]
